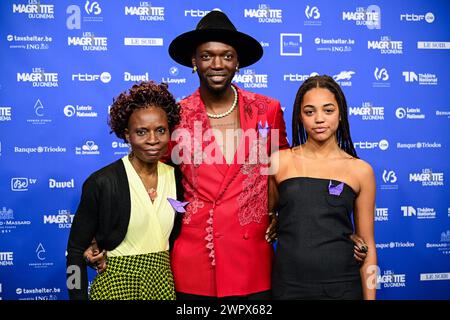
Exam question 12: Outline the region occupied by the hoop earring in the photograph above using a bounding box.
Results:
[192,65,197,74]
[235,66,239,73]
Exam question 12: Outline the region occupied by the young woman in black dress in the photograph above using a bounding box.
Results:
[270,75,377,300]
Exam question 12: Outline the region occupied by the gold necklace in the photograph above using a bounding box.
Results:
[129,155,158,201]
[206,85,238,119]
[138,175,157,201]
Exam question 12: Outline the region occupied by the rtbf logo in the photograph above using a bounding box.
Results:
[72,72,111,83]
[354,139,389,150]
[400,12,434,23]
[184,8,220,17]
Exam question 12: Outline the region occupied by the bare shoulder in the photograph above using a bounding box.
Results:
[271,148,293,162]
[350,158,375,183]
[270,148,294,178]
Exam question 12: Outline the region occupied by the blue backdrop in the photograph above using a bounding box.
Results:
[0,0,449,300]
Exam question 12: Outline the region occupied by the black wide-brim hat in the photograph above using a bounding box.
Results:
[169,10,263,68]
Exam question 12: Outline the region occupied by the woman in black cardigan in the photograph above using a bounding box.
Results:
[66,81,183,300]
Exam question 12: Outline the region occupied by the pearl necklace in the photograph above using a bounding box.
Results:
[206,85,238,119]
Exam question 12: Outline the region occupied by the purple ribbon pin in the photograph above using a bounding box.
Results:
[167,198,189,213]
[258,121,270,139]
[328,181,344,196]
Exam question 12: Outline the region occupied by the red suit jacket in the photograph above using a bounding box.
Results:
[170,85,289,297]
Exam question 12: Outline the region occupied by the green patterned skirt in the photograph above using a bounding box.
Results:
[89,250,176,300]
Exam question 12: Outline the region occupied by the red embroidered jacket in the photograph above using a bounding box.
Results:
[170,85,289,297]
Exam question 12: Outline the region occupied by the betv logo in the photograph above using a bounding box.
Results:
[305,6,320,19]
[401,206,416,217]
[374,67,389,81]
[48,179,75,189]
[382,170,397,183]
[11,178,37,191]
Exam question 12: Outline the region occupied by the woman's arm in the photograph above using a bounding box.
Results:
[354,160,378,300]
[66,177,99,300]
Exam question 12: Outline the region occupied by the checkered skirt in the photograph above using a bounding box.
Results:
[89,250,176,300]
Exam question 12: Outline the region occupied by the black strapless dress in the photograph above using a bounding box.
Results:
[272,177,363,300]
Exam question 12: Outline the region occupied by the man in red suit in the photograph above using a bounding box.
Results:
[167,10,289,299]
[84,10,368,300]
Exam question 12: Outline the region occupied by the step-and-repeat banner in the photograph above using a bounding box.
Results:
[0,0,449,300]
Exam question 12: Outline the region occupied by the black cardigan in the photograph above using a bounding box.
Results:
[66,159,183,300]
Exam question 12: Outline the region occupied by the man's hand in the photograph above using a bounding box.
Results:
[265,212,278,244]
[83,239,107,273]
[349,234,368,264]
